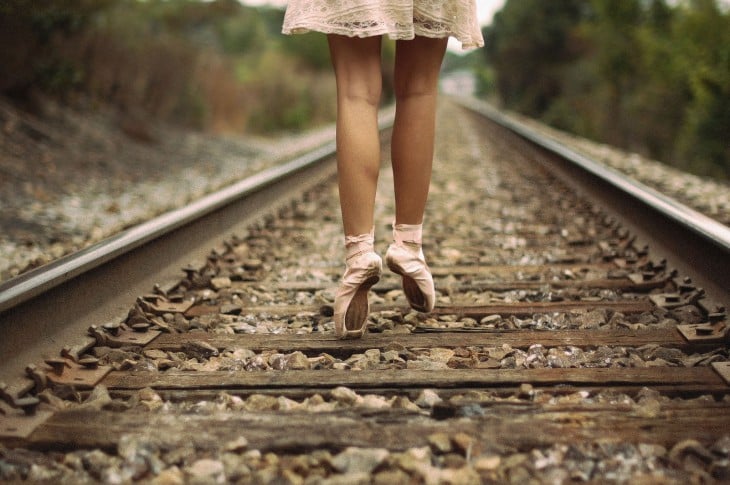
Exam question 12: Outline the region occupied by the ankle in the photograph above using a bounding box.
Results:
[345,228,375,263]
[392,222,422,247]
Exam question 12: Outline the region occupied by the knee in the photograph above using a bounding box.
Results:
[394,76,438,101]
[340,81,382,108]
[334,63,382,107]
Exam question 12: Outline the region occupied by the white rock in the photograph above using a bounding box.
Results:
[286,351,310,370]
[210,277,231,290]
[331,386,360,405]
[415,389,442,408]
[429,348,455,363]
[186,459,224,483]
[407,359,448,370]
[364,349,381,364]
[223,436,249,452]
[150,467,185,485]
[330,447,389,474]
[474,455,501,471]
[360,394,390,409]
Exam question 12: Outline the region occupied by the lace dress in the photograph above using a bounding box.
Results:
[282,0,484,49]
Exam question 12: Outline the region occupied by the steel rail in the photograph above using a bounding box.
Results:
[0,142,330,313]
[456,96,729,305]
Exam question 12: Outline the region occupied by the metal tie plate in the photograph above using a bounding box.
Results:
[44,359,111,389]
[105,328,162,347]
[677,323,729,343]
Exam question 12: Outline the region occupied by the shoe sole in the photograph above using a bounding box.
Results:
[387,261,429,313]
[340,271,380,339]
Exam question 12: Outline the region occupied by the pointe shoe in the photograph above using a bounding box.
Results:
[386,242,435,313]
[334,251,382,339]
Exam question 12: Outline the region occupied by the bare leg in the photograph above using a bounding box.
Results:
[327,34,383,236]
[328,35,384,337]
[384,36,446,314]
[391,36,448,225]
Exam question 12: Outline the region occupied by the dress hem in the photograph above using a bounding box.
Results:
[282,24,484,50]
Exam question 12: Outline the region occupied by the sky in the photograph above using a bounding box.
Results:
[241,0,507,26]
[475,0,507,25]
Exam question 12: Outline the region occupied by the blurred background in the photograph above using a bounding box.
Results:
[0,0,728,178]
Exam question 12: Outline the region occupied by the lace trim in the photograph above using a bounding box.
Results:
[283,2,484,49]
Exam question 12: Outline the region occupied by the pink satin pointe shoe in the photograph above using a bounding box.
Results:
[334,232,382,339]
[385,223,435,313]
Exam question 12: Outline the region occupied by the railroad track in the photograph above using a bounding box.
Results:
[0,99,728,483]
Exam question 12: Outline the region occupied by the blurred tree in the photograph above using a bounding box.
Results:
[673,0,730,178]
[622,0,686,161]
[586,0,643,146]
[484,0,584,115]
[280,32,332,71]
[218,8,268,55]
[0,0,118,95]
[482,0,729,179]
[0,0,341,133]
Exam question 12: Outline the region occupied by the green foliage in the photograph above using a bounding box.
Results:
[673,0,730,178]
[485,0,584,114]
[483,0,730,179]
[0,0,117,93]
[243,49,335,133]
[474,65,495,98]
[443,49,484,73]
[443,49,494,97]
[34,59,83,93]
[280,32,332,70]
[0,0,340,134]
[218,12,267,55]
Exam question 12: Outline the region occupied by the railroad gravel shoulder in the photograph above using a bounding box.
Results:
[494,102,730,226]
[0,96,336,282]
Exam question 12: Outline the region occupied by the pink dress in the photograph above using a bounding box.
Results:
[282,0,484,49]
